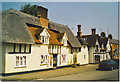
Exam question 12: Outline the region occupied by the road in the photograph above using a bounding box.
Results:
[45,69,119,81]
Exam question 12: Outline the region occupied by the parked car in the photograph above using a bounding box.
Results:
[112,59,119,69]
[99,60,118,70]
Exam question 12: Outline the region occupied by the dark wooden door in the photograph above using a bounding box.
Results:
[95,55,100,63]
[53,54,57,67]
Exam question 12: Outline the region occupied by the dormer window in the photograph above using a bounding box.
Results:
[63,39,67,46]
[39,28,50,44]
[41,36,49,44]
[60,33,68,46]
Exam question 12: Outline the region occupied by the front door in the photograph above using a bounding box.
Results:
[53,54,57,67]
[95,55,100,63]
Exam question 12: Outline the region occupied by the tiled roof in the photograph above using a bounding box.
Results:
[27,26,43,44]
[47,29,63,45]
[99,37,108,49]
[82,34,99,47]
[82,34,109,49]
[48,21,81,48]
[28,26,63,45]
[76,36,88,45]
[57,33,65,39]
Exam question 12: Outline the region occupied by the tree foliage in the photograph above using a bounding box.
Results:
[20,3,37,17]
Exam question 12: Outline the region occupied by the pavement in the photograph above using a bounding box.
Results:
[1,64,101,81]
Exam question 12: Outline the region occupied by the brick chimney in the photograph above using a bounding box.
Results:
[91,28,96,35]
[37,6,49,28]
[77,25,82,37]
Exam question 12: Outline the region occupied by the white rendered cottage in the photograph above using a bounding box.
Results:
[82,29,111,63]
[1,6,84,74]
[76,25,89,65]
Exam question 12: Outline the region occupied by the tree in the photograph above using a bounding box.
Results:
[20,3,37,17]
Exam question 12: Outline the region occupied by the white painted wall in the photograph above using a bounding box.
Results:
[4,43,52,73]
[88,47,94,63]
[60,46,69,66]
[77,45,89,65]
[3,43,72,73]
[1,43,6,73]
[106,39,111,53]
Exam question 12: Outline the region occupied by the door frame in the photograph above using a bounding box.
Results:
[53,54,57,67]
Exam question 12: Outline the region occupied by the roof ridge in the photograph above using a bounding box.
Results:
[2,9,39,20]
[49,21,68,27]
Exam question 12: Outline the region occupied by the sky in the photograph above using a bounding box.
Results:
[2,2,119,40]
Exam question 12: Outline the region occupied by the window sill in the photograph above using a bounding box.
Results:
[40,64,48,66]
[14,66,27,69]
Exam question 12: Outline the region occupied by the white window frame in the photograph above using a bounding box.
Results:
[40,55,48,65]
[15,56,27,67]
[63,39,67,46]
[84,55,86,59]
[41,36,49,44]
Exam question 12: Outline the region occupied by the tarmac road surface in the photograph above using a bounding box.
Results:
[45,69,119,81]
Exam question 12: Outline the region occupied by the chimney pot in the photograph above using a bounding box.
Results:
[77,25,81,32]
[77,25,82,37]
[91,28,96,35]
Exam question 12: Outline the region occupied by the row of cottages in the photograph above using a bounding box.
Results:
[79,26,112,63]
[1,6,89,74]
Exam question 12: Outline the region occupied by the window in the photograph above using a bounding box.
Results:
[52,45,54,52]
[62,55,66,63]
[79,48,81,52]
[106,55,108,59]
[41,36,49,44]
[42,36,45,43]
[84,55,86,59]
[9,44,31,54]
[63,39,67,46]
[48,45,51,53]
[84,45,86,49]
[57,46,59,53]
[95,45,98,52]
[15,56,27,67]
[46,36,48,43]
[40,55,48,64]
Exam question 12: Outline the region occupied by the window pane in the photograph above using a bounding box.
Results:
[41,55,48,64]
[46,36,48,43]
[26,44,29,53]
[13,44,16,52]
[20,57,22,65]
[62,55,66,63]
[57,46,59,53]
[21,44,25,52]
[16,56,19,66]
[42,36,44,43]
[23,56,26,65]
[41,55,43,63]
[15,44,19,52]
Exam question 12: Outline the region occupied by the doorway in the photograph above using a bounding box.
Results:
[95,55,100,63]
[53,54,57,67]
